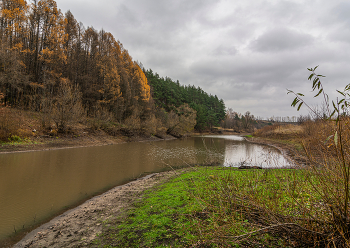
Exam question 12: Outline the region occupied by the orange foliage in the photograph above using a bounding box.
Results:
[0,0,153,128]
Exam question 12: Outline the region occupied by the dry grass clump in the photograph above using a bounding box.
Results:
[301,120,337,157]
[254,124,303,140]
[301,117,350,245]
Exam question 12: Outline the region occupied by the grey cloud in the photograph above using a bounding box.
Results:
[265,1,305,25]
[116,0,217,32]
[189,52,310,86]
[211,45,237,56]
[332,2,350,27]
[250,28,314,52]
[328,28,350,44]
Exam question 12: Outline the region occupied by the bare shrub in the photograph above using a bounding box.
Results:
[0,93,20,141]
[40,96,54,131]
[141,114,157,136]
[89,105,115,130]
[167,104,196,136]
[124,108,142,131]
[189,168,329,247]
[0,108,19,141]
[302,120,318,136]
[52,78,85,132]
[142,114,167,136]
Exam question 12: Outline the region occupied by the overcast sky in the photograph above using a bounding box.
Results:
[55,0,350,119]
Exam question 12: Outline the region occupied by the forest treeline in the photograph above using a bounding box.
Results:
[0,0,226,140]
[144,70,226,130]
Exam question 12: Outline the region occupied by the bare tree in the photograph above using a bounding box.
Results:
[242,111,255,130]
[52,78,85,132]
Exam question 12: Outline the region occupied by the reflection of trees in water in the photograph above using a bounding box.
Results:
[194,138,226,165]
[224,142,290,168]
[252,145,290,168]
[148,137,289,168]
[148,138,225,166]
[244,143,255,158]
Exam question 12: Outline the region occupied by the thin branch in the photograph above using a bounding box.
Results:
[288,90,322,119]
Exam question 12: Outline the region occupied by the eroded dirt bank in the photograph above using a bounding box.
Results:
[0,130,177,154]
[13,170,181,248]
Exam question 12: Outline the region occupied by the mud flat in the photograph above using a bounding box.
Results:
[13,170,179,248]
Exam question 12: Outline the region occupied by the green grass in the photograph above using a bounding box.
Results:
[95,170,203,247]
[0,136,41,146]
[95,167,327,247]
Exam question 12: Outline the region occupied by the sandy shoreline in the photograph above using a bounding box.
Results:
[12,170,180,248]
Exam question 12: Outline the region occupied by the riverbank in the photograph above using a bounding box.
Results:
[0,128,247,154]
[3,133,296,247]
[4,169,186,248]
[0,108,247,154]
[14,164,333,247]
[0,129,177,154]
[12,166,298,248]
[70,155,345,247]
[7,136,294,248]
[3,136,276,248]
[12,169,186,248]
[1,131,253,247]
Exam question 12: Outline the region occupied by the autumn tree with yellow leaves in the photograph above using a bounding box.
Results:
[0,0,160,131]
[0,0,204,136]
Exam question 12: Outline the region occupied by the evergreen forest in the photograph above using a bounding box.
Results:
[0,0,226,141]
[145,70,226,130]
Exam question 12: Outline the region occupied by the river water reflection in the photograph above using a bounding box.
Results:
[0,135,291,240]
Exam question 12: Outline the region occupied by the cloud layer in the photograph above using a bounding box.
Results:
[55,0,350,118]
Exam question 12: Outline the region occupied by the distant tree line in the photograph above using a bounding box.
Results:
[144,69,226,130]
[221,108,256,132]
[221,109,301,132]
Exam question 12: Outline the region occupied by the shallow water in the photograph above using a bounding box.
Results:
[0,135,290,240]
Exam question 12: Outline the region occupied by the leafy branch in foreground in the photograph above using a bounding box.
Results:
[288,66,350,246]
[287,66,330,117]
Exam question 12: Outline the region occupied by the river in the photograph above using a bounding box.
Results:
[0,135,291,241]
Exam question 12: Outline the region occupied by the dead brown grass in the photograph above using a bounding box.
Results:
[254,124,303,139]
[253,119,350,247]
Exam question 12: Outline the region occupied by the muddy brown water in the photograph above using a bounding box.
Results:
[0,135,291,241]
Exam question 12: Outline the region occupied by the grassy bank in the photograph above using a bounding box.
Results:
[94,166,335,247]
